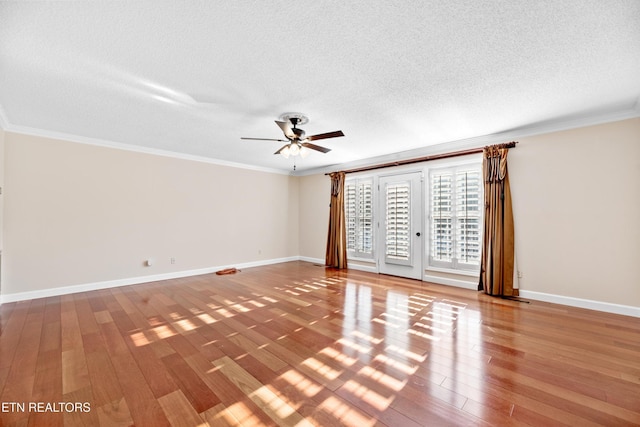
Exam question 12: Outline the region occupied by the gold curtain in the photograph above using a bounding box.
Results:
[479,144,517,296]
[325,172,348,269]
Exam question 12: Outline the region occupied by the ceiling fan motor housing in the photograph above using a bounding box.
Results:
[292,127,305,139]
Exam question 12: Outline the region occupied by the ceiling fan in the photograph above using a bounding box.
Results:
[241,113,344,158]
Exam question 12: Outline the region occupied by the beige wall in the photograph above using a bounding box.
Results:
[3,132,299,296]
[298,173,329,261]
[510,118,640,306]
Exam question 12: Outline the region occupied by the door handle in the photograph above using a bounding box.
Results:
[416,232,421,237]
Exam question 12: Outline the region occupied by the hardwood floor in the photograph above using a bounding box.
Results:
[1,261,639,426]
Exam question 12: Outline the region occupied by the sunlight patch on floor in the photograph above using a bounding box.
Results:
[174,318,197,332]
[379,312,409,324]
[350,329,383,345]
[215,307,235,318]
[301,357,343,381]
[319,347,358,367]
[246,299,266,308]
[197,313,217,324]
[410,294,435,304]
[372,317,399,328]
[130,331,151,347]
[280,369,323,398]
[318,396,377,427]
[230,303,252,313]
[408,328,441,341]
[373,354,418,375]
[358,365,408,391]
[337,337,372,354]
[384,344,427,363]
[249,386,298,419]
[421,313,455,327]
[153,324,176,339]
[413,321,447,334]
[225,401,267,427]
[342,379,395,411]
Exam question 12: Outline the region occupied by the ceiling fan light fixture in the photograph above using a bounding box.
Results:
[300,146,310,158]
[280,145,290,158]
[289,143,300,156]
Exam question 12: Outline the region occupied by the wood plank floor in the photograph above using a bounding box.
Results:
[1,261,639,426]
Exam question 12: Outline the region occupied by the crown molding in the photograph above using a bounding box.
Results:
[295,105,640,176]
[1,121,291,175]
[2,102,638,177]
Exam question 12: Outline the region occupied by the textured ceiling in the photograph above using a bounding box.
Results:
[1,1,639,173]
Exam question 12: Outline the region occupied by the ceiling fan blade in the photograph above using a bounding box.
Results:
[306,130,345,141]
[241,137,288,142]
[274,144,290,155]
[275,121,296,139]
[302,142,331,153]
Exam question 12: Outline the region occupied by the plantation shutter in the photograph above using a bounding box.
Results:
[456,170,481,266]
[345,179,374,258]
[345,183,357,252]
[357,182,373,254]
[385,182,411,263]
[429,166,483,271]
[430,172,453,264]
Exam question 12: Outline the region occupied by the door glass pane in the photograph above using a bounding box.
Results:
[385,182,411,261]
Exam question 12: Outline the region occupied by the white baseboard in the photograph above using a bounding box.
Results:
[423,276,639,318]
[298,256,325,265]
[299,257,379,273]
[347,263,378,274]
[423,274,478,290]
[0,256,300,304]
[518,290,640,318]
[3,259,638,319]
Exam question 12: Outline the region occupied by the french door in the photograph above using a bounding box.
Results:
[378,172,423,280]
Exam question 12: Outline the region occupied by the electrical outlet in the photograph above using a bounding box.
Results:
[170,257,176,265]
[517,271,523,278]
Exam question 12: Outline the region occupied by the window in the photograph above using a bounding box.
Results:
[345,179,374,258]
[429,166,482,271]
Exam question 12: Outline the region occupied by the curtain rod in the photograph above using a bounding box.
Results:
[326,141,518,175]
